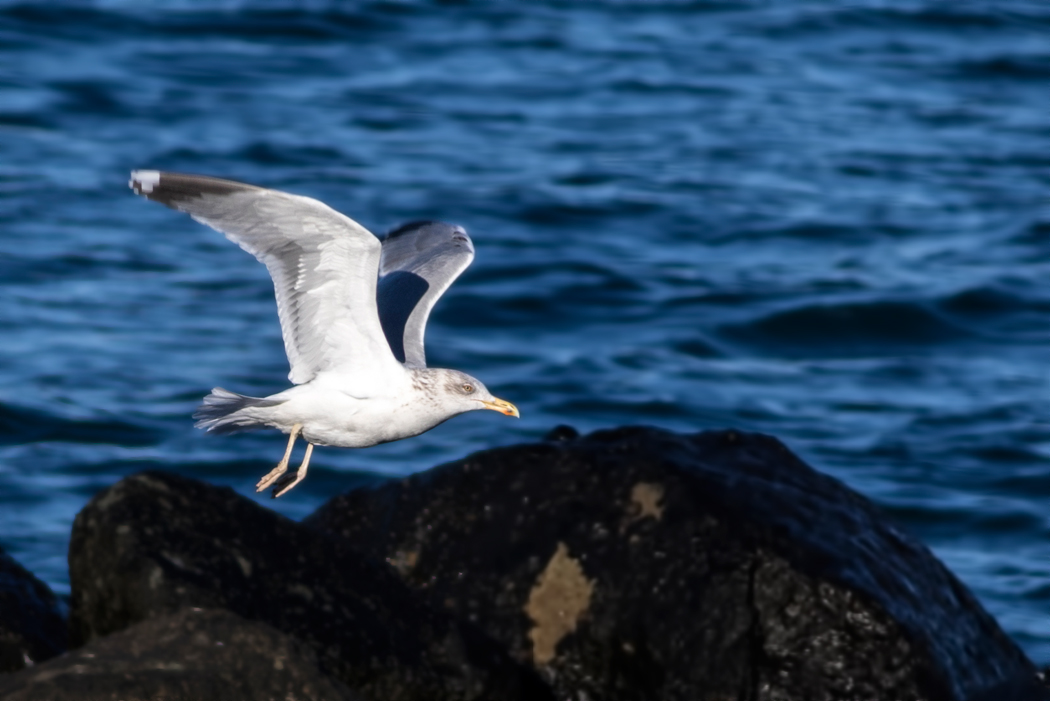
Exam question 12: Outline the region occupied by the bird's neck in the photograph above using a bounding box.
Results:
[406,366,447,393]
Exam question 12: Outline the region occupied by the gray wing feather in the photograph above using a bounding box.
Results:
[377,221,475,368]
[129,170,402,387]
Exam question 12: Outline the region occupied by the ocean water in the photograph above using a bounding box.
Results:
[1,0,1048,663]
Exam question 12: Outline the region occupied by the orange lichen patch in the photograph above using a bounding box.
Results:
[524,542,594,666]
[621,482,665,533]
[387,549,419,575]
[632,482,664,520]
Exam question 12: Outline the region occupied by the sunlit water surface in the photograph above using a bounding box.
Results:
[1,0,1048,662]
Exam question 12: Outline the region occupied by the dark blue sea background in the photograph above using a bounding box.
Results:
[1,0,1048,662]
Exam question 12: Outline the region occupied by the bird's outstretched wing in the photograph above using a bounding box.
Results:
[376,221,475,368]
[130,171,403,388]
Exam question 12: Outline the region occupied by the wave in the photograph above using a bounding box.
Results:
[753,4,1050,36]
[0,402,161,447]
[156,142,356,169]
[951,54,1050,80]
[0,254,175,284]
[723,281,1050,356]
[721,299,968,356]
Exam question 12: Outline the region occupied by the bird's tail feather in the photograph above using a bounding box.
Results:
[193,387,283,435]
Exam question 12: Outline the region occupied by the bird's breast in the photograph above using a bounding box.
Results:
[291,387,446,448]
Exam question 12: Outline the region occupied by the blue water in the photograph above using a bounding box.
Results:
[2,0,1048,663]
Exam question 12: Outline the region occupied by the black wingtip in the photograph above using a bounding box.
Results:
[129,171,263,209]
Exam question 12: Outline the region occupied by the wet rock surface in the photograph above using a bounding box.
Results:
[0,607,358,701]
[66,471,553,701]
[0,546,66,673]
[306,426,1044,701]
[1,426,1046,700]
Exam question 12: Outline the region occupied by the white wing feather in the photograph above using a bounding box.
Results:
[130,171,403,390]
[377,221,475,368]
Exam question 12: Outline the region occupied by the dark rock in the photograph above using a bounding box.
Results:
[543,424,579,441]
[305,426,1040,701]
[68,471,553,701]
[0,546,66,673]
[0,607,358,701]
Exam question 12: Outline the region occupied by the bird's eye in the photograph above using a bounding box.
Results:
[461,383,474,393]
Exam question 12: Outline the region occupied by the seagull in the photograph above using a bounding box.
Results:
[129,171,519,497]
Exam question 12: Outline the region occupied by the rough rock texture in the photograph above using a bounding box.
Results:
[0,546,66,673]
[306,426,1043,701]
[68,471,553,701]
[0,608,357,700]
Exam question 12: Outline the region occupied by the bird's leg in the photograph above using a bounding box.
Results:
[272,443,314,499]
[256,423,301,492]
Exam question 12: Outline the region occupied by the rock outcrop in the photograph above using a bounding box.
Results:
[65,471,553,701]
[0,608,358,700]
[306,426,1045,701]
[0,546,66,673]
[1,426,1046,701]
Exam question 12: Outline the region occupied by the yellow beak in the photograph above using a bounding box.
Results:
[480,397,520,418]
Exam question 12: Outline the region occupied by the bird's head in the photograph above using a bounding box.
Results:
[428,368,519,418]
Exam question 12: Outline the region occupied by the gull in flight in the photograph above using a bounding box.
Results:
[130,171,519,497]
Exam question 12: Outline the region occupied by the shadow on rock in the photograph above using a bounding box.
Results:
[0,608,358,701]
[0,546,66,673]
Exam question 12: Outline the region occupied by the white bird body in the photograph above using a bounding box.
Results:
[232,369,479,448]
[130,171,518,496]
